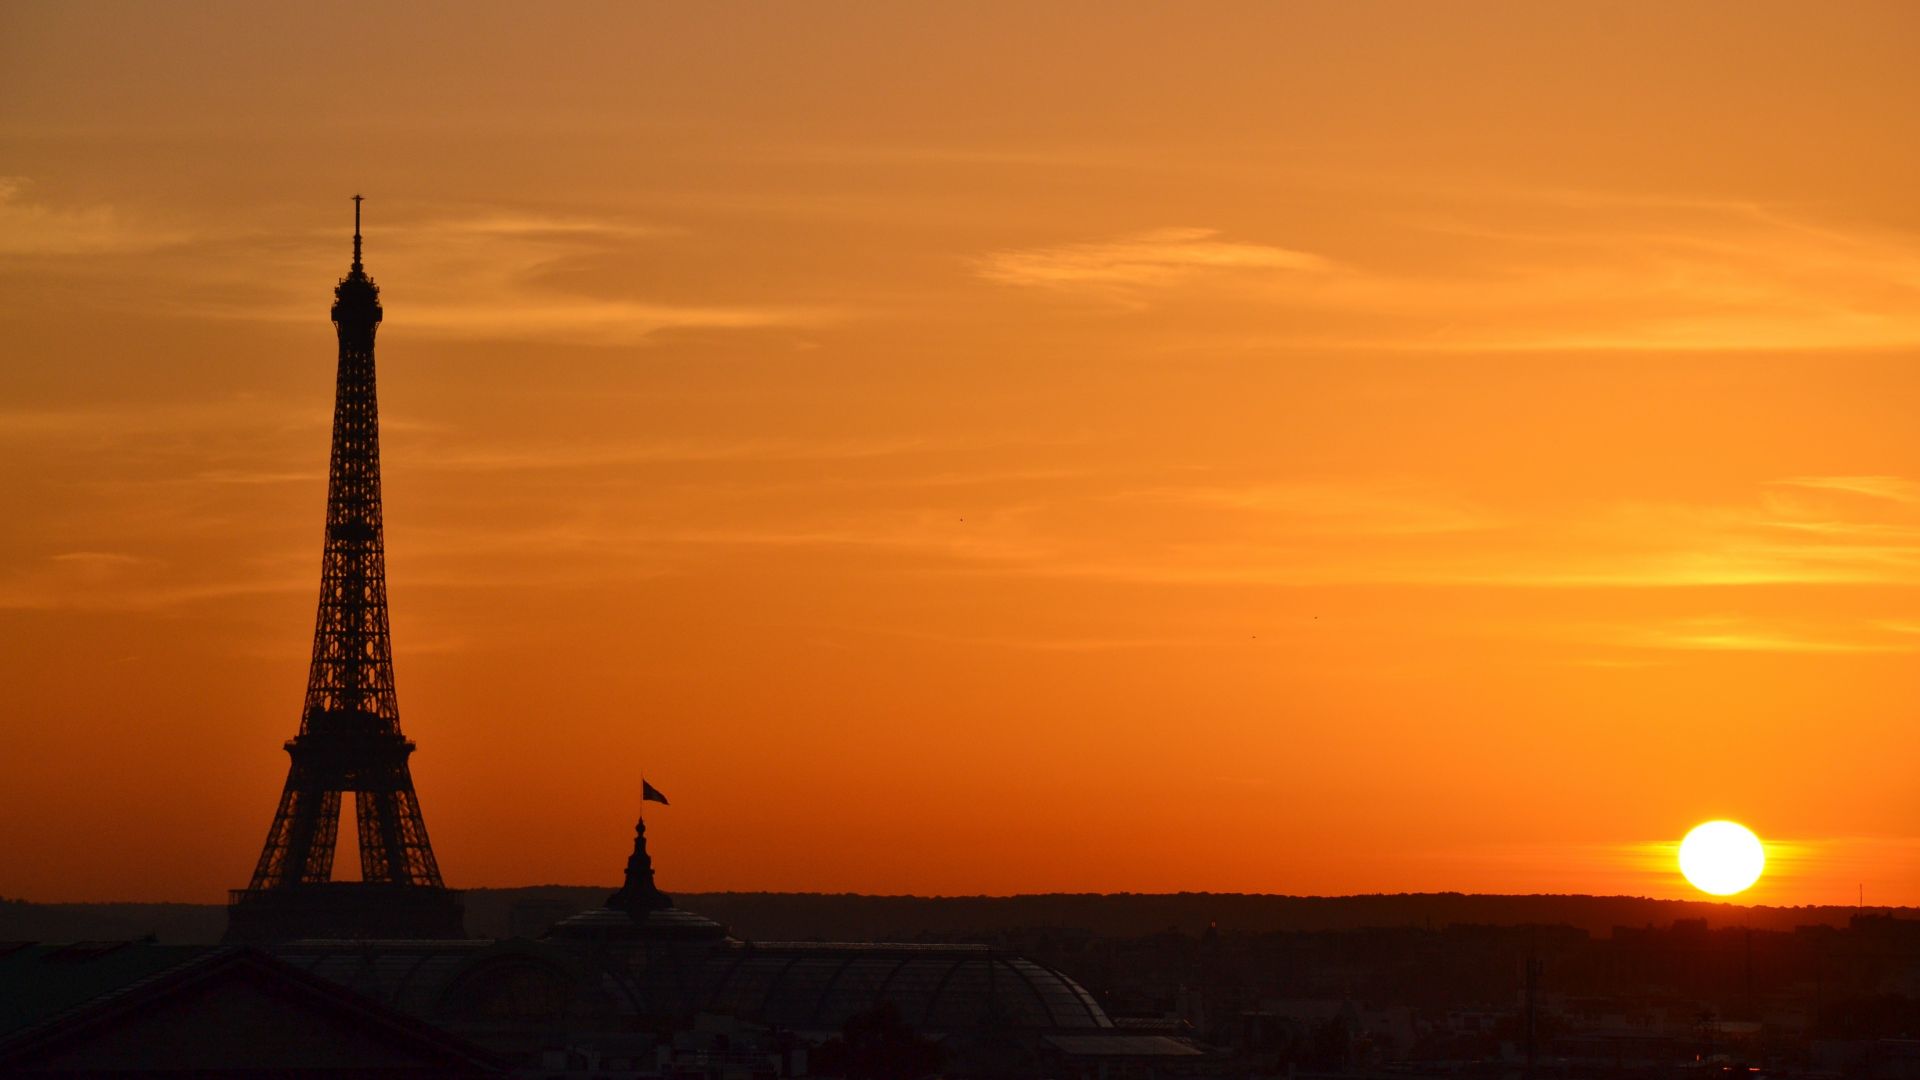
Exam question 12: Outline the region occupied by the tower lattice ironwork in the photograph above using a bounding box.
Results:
[227,198,461,941]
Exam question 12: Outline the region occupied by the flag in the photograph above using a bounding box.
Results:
[642,779,669,806]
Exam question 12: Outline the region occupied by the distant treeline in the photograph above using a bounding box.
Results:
[668,891,1905,942]
[2,890,1903,946]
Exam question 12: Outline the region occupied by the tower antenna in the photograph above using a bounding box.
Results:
[351,194,364,273]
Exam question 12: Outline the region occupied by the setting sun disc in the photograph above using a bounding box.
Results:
[1678,820,1765,896]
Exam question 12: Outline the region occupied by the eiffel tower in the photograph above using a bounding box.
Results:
[226,198,463,942]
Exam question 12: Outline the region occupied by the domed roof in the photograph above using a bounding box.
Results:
[277,809,1116,1036]
[545,904,729,943]
[543,812,728,943]
[701,942,1113,1033]
[273,935,1114,1035]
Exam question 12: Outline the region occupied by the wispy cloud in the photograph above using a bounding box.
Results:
[1594,616,1920,655]
[858,474,1920,590]
[980,202,1920,352]
[0,399,326,441]
[412,214,669,241]
[360,472,1920,592]
[48,551,149,567]
[0,177,187,256]
[446,472,1920,592]
[1771,475,1920,504]
[1348,197,1920,352]
[2,194,843,346]
[350,209,842,345]
[192,209,847,346]
[395,298,830,344]
[0,550,305,613]
[976,227,1330,294]
[394,433,996,474]
[190,468,324,485]
[820,622,1229,654]
[1121,481,1498,536]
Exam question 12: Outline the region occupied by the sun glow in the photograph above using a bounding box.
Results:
[1678,821,1766,897]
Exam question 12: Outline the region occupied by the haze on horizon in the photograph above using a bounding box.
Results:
[2,2,1917,907]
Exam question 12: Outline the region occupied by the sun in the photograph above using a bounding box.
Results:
[1678,820,1766,896]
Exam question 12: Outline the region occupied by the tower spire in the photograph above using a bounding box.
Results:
[351,194,364,274]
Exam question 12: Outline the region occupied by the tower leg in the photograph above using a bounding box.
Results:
[355,783,444,886]
[357,788,405,884]
[249,778,340,889]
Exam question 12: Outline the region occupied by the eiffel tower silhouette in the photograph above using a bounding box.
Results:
[226,198,463,942]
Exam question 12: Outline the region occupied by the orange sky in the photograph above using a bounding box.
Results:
[3,2,1918,906]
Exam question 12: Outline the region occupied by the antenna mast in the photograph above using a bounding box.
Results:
[351,194,364,273]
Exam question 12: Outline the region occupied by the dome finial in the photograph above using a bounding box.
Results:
[607,812,674,915]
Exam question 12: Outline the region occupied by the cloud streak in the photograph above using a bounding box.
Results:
[0,178,187,256]
[300,209,845,345]
[979,202,1920,352]
[1771,475,1920,504]
[697,474,1920,591]
[1593,616,1920,655]
[976,227,1330,294]
[1,191,842,346]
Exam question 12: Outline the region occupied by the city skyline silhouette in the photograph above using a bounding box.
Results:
[3,3,1918,913]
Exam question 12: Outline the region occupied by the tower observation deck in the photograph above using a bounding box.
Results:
[226,198,463,942]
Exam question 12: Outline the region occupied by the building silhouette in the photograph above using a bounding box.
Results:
[268,810,1167,1076]
[225,199,462,943]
